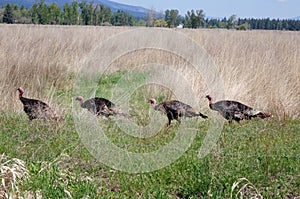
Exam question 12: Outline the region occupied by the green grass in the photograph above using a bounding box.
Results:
[1,72,299,198]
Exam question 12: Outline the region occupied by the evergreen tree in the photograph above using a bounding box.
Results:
[79,0,93,25]
[48,3,61,24]
[71,1,80,25]
[63,3,72,25]
[37,0,49,24]
[111,10,135,26]
[3,4,14,23]
[30,3,39,24]
[29,0,49,24]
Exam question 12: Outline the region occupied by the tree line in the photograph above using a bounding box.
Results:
[0,0,138,26]
[205,15,300,31]
[1,0,300,31]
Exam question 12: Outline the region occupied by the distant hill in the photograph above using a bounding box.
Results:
[292,16,300,20]
[0,0,153,19]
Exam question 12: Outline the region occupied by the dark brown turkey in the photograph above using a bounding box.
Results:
[17,87,62,121]
[76,96,127,117]
[148,98,208,126]
[205,94,272,123]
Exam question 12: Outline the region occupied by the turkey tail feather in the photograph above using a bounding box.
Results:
[256,112,272,119]
[49,110,64,121]
[199,113,208,119]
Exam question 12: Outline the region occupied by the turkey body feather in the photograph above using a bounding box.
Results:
[17,87,61,121]
[149,98,208,126]
[206,95,271,123]
[76,96,127,117]
[81,97,116,117]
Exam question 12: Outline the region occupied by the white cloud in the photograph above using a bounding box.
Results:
[277,0,288,2]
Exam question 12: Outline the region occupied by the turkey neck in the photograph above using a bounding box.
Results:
[19,92,23,100]
[151,101,157,108]
[79,100,84,107]
[207,97,214,109]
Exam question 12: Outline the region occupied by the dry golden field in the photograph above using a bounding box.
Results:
[0,24,300,198]
[0,24,299,118]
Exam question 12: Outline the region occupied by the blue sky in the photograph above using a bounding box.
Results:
[112,0,299,19]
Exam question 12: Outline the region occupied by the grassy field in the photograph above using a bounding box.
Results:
[0,25,300,198]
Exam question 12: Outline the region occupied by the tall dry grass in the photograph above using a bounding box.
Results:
[190,29,300,118]
[0,24,299,118]
[0,24,127,113]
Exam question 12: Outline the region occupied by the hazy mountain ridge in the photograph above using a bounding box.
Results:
[292,16,300,20]
[0,0,152,18]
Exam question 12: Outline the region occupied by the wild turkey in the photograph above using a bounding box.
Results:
[205,94,272,123]
[17,87,62,121]
[75,96,127,117]
[148,98,208,126]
